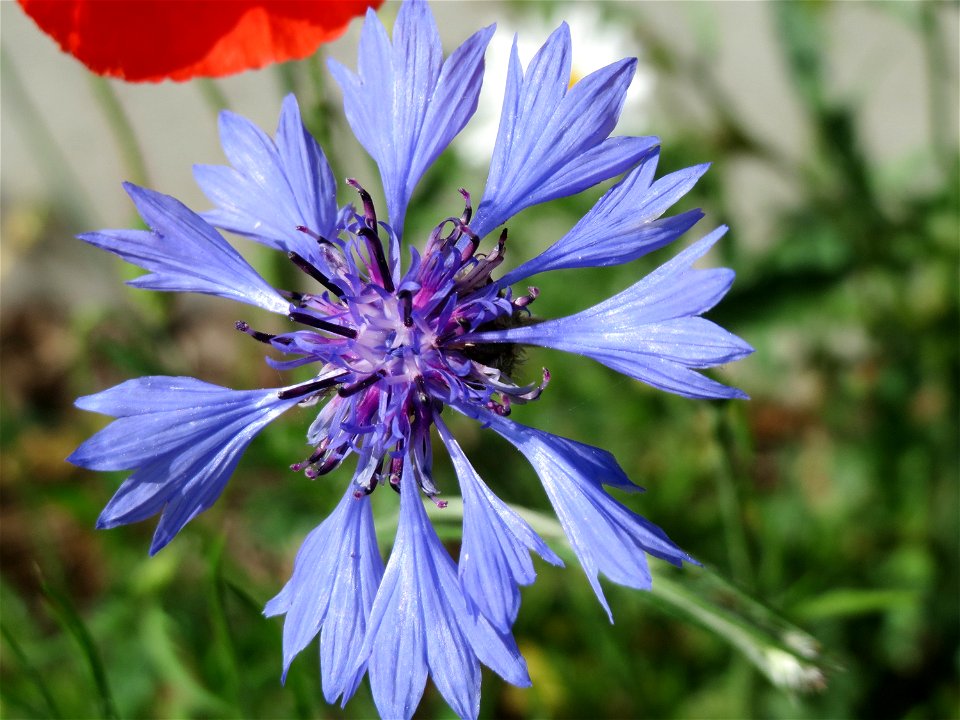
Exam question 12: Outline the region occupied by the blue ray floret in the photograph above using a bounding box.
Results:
[69,1,753,718]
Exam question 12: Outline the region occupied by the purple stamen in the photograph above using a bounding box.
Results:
[458,224,480,262]
[277,372,349,400]
[289,310,358,339]
[513,287,540,309]
[296,225,334,246]
[235,320,292,345]
[357,226,395,293]
[311,454,342,476]
[288,252,345,299]
[338,369,387,398]
[347,178,378,229]
[290,438,329,471]
[280,289,305,302]
[389,455,403,488]
[398,290,413,328]
[458,187,472,225]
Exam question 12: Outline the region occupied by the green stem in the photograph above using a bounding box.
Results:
[197,79,231,118]
[89,75,150,187]
[647,568,827,694]
[208,539,242,713]
[416,500,828,694]
[40,579,119,720]
[711,404,755,590]
[0,622,64,718]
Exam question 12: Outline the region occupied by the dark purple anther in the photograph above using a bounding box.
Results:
[486,399,510,416]
[458,188,472,225]
[347,180,393,292]
[296,225,334,246]
[289,310,358,339]
[357,226,395,293]
[398,290,413,327]
[389,455,403,488]
[513,287,540,309]
[291,445,325,471]
[312,454,342,476]
[347,178,378,229]
[280,289,305,303]
[277,372,349,400]
[415,375,430,406]
[338,369,387,398]
[458,224,480,262]
[235,320,289,345]
[288,251,345,299]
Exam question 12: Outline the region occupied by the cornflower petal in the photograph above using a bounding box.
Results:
[78,183,290,314]
[194,94,339,264]
[354,461,529,720]
[466,227,754,399]
[264,485,383,704]
[460,406,696,621]
[499,154,708,285]
[472,24,656,238]
[436,416,563,633]
[68,377,301,554]
[328,0,494,234]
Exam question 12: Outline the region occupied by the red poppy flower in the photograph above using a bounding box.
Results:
[17,0,382,82]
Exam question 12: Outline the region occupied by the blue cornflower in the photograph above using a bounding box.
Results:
[68,1,752,718]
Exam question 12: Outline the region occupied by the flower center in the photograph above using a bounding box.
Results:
[237,181,548,499]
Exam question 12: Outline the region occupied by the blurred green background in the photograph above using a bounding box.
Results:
[2,1,958,718]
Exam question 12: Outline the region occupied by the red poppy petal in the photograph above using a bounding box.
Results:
[17,0,381,82]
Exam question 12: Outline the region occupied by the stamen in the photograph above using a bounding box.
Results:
[485,399,510,416]
[235,321,292,345]
[346,180,393,292]
[458,187,472,225]
[288,252,345,299]
[415,375,430,407]
[356,457,384,497]
[310,454,342,477]
[513,286,540,309]
[277,372,349,400]
[458,224,480,262]
[296,225,334,246]
[290,445,327,471]
[338,369,387,398]
[398,290,413,327]
[279,289,305,302]
[346,178,377,229]
[289,310,357,339]
[357,226,395,293]
[389,454,403,491]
